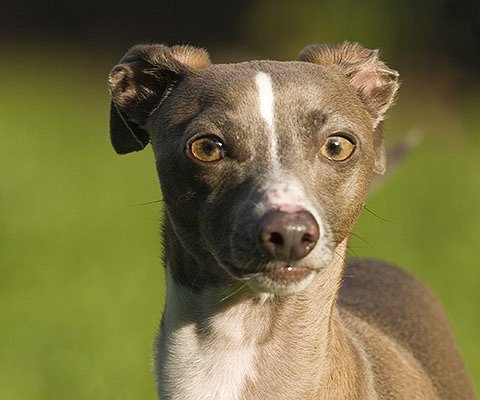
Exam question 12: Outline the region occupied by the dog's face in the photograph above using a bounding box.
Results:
[109,43,398,295]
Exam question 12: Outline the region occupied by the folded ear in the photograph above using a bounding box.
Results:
[108,44,211,154]
[299,42,399,175]
[298,42,399,126]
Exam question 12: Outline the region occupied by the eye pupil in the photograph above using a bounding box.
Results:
[326,139,342,156]
[201,141,216,156]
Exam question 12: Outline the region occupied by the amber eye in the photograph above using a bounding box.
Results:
[189,136,226,163]
[320,135,356,161]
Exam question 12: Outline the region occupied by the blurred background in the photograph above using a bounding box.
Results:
[0,0,478,398]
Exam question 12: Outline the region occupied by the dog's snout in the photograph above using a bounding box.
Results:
[259,210,319,262]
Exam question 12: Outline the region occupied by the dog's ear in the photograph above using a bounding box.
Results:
[298,42,399,174]
[298,42,399,124]
[108,44,211,154]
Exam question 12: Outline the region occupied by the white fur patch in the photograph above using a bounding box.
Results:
[255,72,279,168]
[157,276,257,400]
[166,323,256,400]
[255,72,274,128]
[266,181,306,213]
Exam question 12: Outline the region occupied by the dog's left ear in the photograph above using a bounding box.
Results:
[299,42,399,174]
[108,44,211,154]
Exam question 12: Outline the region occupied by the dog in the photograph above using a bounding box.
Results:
[108,42,475,399]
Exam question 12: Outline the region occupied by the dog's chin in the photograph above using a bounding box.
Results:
[247,268,317,296]
[224,262,317,296]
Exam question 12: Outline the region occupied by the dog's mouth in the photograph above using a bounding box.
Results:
[263,263,313,284]
[222,260,317,294]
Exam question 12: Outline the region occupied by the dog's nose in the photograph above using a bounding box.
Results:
[258,210,319,262]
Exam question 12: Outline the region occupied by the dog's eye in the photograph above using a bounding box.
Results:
[320,135,355,161]
[189,136,226,163]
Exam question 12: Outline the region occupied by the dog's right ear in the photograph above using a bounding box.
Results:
[108,44,210,154]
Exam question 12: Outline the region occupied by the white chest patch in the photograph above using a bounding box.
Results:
[255,72,279,167]
[164,323,256,400]
[158,280,257,400]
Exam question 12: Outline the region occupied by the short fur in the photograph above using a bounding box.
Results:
[108,42,475,399]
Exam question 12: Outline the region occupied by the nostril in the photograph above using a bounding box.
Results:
[269,232,284,247]
[301,233,315,245]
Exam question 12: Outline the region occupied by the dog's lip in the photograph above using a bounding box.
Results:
[222,261,315,285]
[264,264,313,284]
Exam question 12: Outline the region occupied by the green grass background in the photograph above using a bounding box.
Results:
[1,45,479,399]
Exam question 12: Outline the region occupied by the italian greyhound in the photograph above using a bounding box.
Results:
[108,42,475,399]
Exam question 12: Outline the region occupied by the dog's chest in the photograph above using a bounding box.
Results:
[157,287,262,400]
[159,322,257,400]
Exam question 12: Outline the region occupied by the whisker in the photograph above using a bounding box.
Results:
[220,283,248,303]
[348,232,373,250]
[333,248,348,263]
[364,206,391,223]
[243,258,261,272]
[129,199,164,207]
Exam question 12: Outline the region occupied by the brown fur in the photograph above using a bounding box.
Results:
[340,259,475,399]
[108,42,475,399]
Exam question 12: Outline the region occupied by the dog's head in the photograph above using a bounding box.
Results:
[109,43,399,295]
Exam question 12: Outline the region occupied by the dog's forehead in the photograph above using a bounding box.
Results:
[191,60,348,104]
[176,60,370,129]
[154,59,374,155]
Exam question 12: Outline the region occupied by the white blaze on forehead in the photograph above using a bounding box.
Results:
[255,71,279,167]
[255,71,275,128]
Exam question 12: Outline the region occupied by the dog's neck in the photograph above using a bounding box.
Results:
[156,238,375,400]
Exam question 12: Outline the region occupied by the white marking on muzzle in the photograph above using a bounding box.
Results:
[255,72,279,169]
[266,181,305,213]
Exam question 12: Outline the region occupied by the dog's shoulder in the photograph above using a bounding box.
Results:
[338,258,475,399]
[338,258,456,355]
[339,258,435,323]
